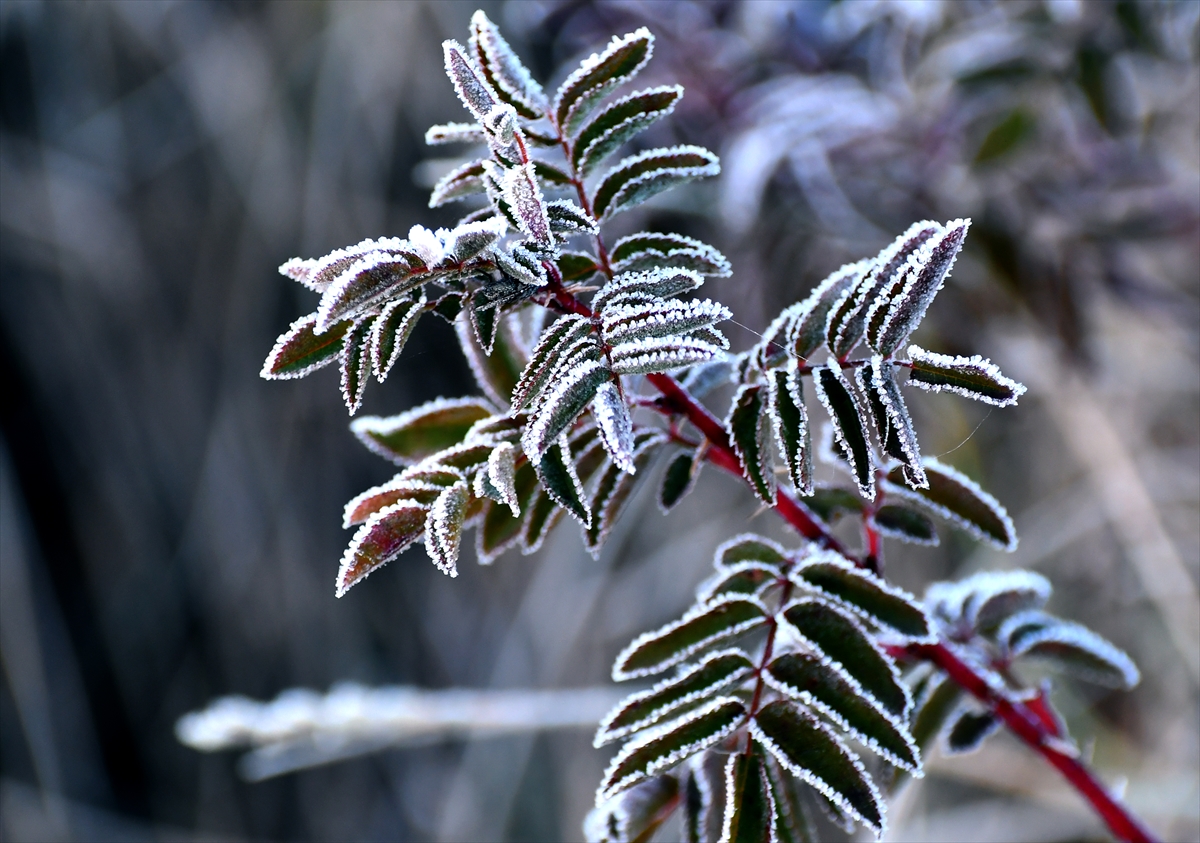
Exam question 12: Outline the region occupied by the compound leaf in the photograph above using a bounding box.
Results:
[610,335,725,376]
[960,570,1051,633]
[859,357,925,487]
[512,314,594,409]
[425,122,485,146]
[698,563,780,604]
[585,774,680,843]
[443,40,497,121]
[477,460,538,564]
[611,232,730,277]
[594,267,704,309]
[547,201,598,236]
[788,260,872,363]
[614,595,770,680]
[343,478,442,527]
[537,435,591,527]
[715,534,787,570]
[659,449,701,513]
[429,159,487,207]
[943,707,1001,755]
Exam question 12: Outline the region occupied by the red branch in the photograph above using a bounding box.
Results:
[539,111,1154,843]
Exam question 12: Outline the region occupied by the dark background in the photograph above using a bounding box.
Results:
[1,1,1197,840]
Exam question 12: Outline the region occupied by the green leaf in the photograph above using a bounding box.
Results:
[574,85,683,176]
[614,595,770,680]
[873,504,938,545]
[909,673,961,751]
[592,145,720,220]
[884,458,1017,551]
[522,359,611,459]
[683,759,718,843]
[873,220,970,357]
[960,570,1051,633]
[370,294,425,381]
[512,315,594,409]
[1008,617,1140,689]
[469,10,546,119]
[585,775,680,843]
[812,363,874,498]
[974,108,1035,164]
[351,397,494,465]
[432,291,466,322]
[793,554,931,639]
[594,267,704,309]
[336,503,427,597]
[585,431,665,556]
[858,358,925,487]
[768,364,813,495]
[556,251,602,281]
[555,27,654,136]
[698,563,779,604]
[943,707,1000,755]
[800,486,864,524]
[597,649,755,746]
[456,310,528,409]
[429,159,487,207]
[424,481,470,576]
[537,435,591,527]
[611,232,730,278]
[546,202,598,236]
[764,759,817,843]
[609,335,724,376]
[715,534,787,570]
[601,299,730,347]
[722,751,776,843]
[658,449,701,513]
[787,260,871,363]
[317,254,423,332]
[750,701,884,836]
[782,599,908,716]
[262,314,353,379]
[766,654,920,773]
[905,344,1026,407]
[340,318,373,415]
[476,460,538,564]
[726,384,776,504]
[599,697,745,802]
[592,380,637,474]
[470,291,499,355]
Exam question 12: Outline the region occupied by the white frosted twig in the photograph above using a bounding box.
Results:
[176,684,626,781]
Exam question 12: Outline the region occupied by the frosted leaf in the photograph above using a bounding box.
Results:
[350,397,494,465]
[454,312,527,408]
[764,756,818,843]
[596,649,755,747]
[1009,617,1140,689]
[527,331,604,411]
[278,257,322,291]
[812,362,874,498]
[315,252,423,332]
[442,40,497,121]
[750,701,885,837]
[425,122,486,146]
[957,569,1051,633]
[492,241,548,287]
[764,653,921,774]
[585,431,667,557]
[658,447,703,514]
[545,200,598,235]
[343,478,442,528]
[598,697,745,803]
[429,159,487,207]
[486,441,520,516]
[445,216,508,262]
[262,314,353,380]
[768,363,814,496]
[522,359,611,460]
[339,319,373,415]
[905,345,1027,407]
[592,381,637,474]
[611,231,730,278]
[680,358,734,399]
[697,562,779,604]
[873,220,971,356]
[601,298,730,346]
[370,294,425,381]
[469,10,546,118]
[574,85,683,176]
[511,314,594,410]
[592,145,720,220]
[424,481,470,577]
[726,383,776,504]
[882,457,1017,551]
[861,222,943,351]
[281,236,410,294]
[610,335,725,376]
[721,752,776,843]
[536,434,592,527]
[714,533,787,570]
[585,774,680,843]
[792,551,932,640]
[782,598,909,717]
[500,162,554,247]
[942,705,1001,756]
[336,502,427,597]
[909,673,962,753]
[613,594,770,680]
[476,463,537,566]
[860,357,925,487]
[787,260,872,365]
[873,504,938,545]
[593,267,704,309]
[555,27,654,136]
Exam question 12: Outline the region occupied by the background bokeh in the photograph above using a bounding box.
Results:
[1,1,1197,841]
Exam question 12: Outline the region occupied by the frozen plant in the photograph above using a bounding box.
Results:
[259,12,1155,842]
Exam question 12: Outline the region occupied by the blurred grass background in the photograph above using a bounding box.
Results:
[0,1,1196,840]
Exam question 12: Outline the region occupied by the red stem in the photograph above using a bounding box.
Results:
[536,110,1154,843]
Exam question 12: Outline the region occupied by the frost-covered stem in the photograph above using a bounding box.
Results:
[906,642,1157,843]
